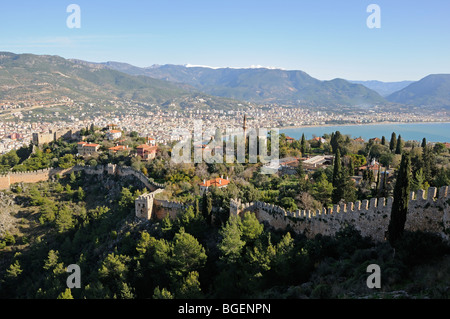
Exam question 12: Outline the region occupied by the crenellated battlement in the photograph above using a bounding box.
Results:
[230,186,450,242]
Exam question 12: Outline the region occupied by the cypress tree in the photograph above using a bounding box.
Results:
[381,136,386,145]
[194,198,200,217]
[202,193,212,224]
[389,132,397,152]
[422,144,434,184]
[382,167,388,197]
[421,137,427,148]
[331,131,343,155]
[395,135,403,154]
[388,153,412,247]
[332,149,344,203]
[206,194,213,224]
[332,149,342,187]
[375,166,381,195]
[348,157,355,176]
[300,133,306,155]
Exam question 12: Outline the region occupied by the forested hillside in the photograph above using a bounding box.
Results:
[1,130,450,299]
[0,165,449,299]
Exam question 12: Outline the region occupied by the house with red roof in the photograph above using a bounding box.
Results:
[108,145,129,154]
[77,142,100,157]
[106,130,122,141]
[285,136,295,144]
[136,144,158,161]
[199,176,230,195]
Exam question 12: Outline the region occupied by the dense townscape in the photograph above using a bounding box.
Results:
[2,101,449,155]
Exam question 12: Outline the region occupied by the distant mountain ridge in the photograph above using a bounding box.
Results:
[0,52,241,110]
[101,62,387,108]
[1,52,450,111]
[386,74,450,109]
[349,80,415,97]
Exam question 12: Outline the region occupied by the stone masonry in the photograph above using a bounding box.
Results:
[230,186,450,242]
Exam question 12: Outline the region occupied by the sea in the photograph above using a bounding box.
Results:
[280,122,450,143]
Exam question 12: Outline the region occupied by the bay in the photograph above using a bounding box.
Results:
[280,122,450,143]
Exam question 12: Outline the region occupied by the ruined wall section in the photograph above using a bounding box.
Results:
[0,167,78,190]
[153,199,186,220]
[0,164,165,192]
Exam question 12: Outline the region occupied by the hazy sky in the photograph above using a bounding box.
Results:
[1,0,449,81]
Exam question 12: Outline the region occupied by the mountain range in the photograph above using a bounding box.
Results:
[0,52,449,111]
[101,62,450,110]
[100,62,387,107]
[0,52,240,110]
[386,74,450,109]
[348,80,415,97]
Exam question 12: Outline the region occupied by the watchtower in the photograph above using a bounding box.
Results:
[135,193,154,219]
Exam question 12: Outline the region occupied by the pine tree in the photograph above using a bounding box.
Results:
[340,167,357,203]
[389,132,397,152]
[153,287,173,299]
[177,271,203,299]
[388,153,412,247]
[312,172,333,207]
[218,215,245,264]
[411,168,425,192]
[5,260,23,279]
[239,212,263,243]
[57,288,74,299]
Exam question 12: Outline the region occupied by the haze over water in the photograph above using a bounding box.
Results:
[280,122,450,143]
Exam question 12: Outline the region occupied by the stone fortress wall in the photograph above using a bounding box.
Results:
[135,185,449,242]
[0,164,165,192]
[2,162,448,243]
[0,167,75,190]
[230,186,450,242]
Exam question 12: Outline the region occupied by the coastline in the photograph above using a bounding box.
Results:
[277,120,450,130]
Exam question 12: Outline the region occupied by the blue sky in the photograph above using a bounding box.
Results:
[1,0,449,81]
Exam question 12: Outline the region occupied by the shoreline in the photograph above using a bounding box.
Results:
[278,120,450,130]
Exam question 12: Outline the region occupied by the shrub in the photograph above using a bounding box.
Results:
[395,231,450,267]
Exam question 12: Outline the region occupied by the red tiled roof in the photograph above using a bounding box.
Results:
[136,144,158,153]
[137,144,157,149]
[83,143,100,147]
[109,145,127,151]
[200,177,230,187]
